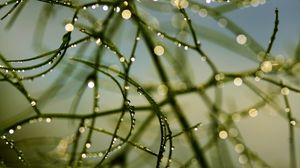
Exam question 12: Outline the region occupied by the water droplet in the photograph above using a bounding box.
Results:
[65,23,74,32]
[236,34,247,45]
[194,127,198,131]
[98,152,103,157]
[81,153,87,158]
[184,46,188,50]
[235,144,245,153]
[239,154,248,164]
[260,61,272,73]
[124,85,130,90]
[130,57,136,62]
[102,5,108,11]
[119,57,125,62]
[215,73,225,81]
[290,120,296,126]
[115,6,120,12]
[157,84,168,96]
[85,142,91,148]
[281,87,289,95]
[284,107,290,113]
[248,108,258,118]
[31,100,37,107]
[16,125,22,130]
[121,9,131,20]
[219,130,228,139]
[198,8,208,17]
[79,127,85,133]
[233,77,243,86]
[154,45,165,56]
[171,146,175,151]
[94,106,100,112]
[46,118,52,123]
[88,80,95,88]
[9,129,14,134]
[218,18,228,28]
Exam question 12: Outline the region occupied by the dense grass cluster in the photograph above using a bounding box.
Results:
[0,0,299,167]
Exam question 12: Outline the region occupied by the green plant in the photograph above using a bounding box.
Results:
[0,0,299,167]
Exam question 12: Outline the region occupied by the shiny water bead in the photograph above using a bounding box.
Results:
[260,61,272,73]
[9,129,14,134]
[290,120,296,126]
[236,34,247,45]
[65,23,74,32]
[198,8,208,17]
[248,108,258,118]
[31,100,37,107]
[171,0,189,8]
[281,87,289,95]
[235,144,245,153]
[95,38,102,45]
[215,73,225,81]
[154,45,165,56]
[102,5,108,11]
[239,154,248,164]
[81,153,87,158]
[218,18,228,28]
[46,118,52,123]
[233,77,243,86]
[219,130,228,139]
[88,80,95,88]
[85,142,91,148]
[79,127,85,133]
[121,9,131,20]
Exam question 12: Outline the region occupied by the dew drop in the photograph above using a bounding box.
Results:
[137,87,143,95]
[130,57,136,62]
[184,46,189,50]
[46,118,52,123]
[219,130,228,139]
[79,127,85,133]
[236,34,247,45]
[198,8,208,17]
[9,129,14,134]
[16,125,22,130]
[233,77,243,86]
[260,61,272,73]
[119,57,125,62]
[85,142,91,148]
[95,38,102,45]
[218,18,228,28]
[65,23,74,32]
[98,152,103,157]
[284,107,290,113]
[124,85,130,90]
[281,87,290,95]
[154,45,165,56]
[290,120,296,126]
[121,9,131,20]
[248,108,258,118]
[31,100,37,107]
[102,5,108,11]
[81,153,87,158]
[88,80,95,88]
[235,144,245,153]
[239,154,248,164]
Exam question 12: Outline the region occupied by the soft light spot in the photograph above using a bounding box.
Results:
[281,87,290,95]
[260,61,272,73]
[122,9,132,20]
[219,130,228,139]
[154,45,165,56]
[236,34,247,45]
[215,73,225,81]
[233,77,243,86]
[65,23,74,32]
[130,57,136,62]
[119,57,125,62]
[235,144,245,153]
[88,81,95,88]
[248,108,258,118]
